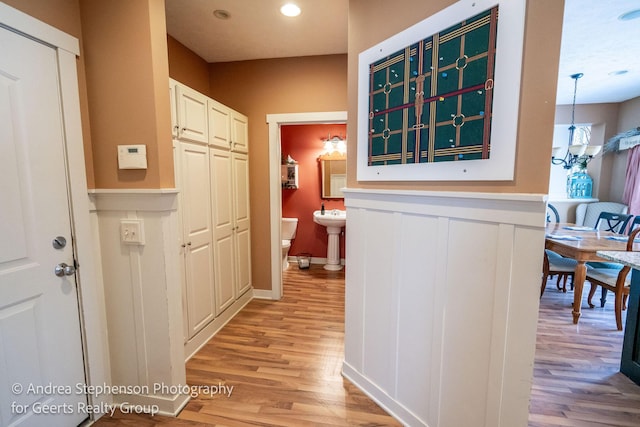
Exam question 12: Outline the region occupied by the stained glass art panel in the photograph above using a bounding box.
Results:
[356,0,526,181]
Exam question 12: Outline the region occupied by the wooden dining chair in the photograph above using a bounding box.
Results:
[542,203,577,295]
[585,226,640,330]
[594,211,633,234]
[590,214,637,307]
[546,203,560,224]
[575,202,628,228]
[541,250,578,297]
[589,211,633,270]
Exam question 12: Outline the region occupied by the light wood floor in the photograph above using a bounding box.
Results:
[94,267,640,427]
[94,265,400,426]
[529,282,640,427]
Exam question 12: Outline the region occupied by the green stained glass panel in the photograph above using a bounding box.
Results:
[460,91,485,117]
[434,125,455,149]
[436,67,459,95]
[463,56,488,87]
[367,6,498,166]
[371,136,386,156]
[460,119,484,146]
[435,97,457,123]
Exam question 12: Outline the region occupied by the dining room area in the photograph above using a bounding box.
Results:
[531,7,640,416]
[531,189,640,427]
[530,269,640,427]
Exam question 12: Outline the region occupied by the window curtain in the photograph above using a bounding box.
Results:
[623,145,640,215]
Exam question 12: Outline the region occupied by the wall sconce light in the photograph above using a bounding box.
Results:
[551,73,602,169]
[323,136,346,155]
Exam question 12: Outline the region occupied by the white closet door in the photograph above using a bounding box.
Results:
[209,148,236,313]
[180,143,216,337]
[232,152,252,296]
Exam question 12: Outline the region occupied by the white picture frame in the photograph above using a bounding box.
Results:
[357,0,526,181]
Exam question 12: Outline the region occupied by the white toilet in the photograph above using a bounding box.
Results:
[281,217,298,270]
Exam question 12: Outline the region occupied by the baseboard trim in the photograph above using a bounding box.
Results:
[111,389,190,417]
[287,256,345,266]
[184,289,253,362]
[252,289,275,300]
[342,362,427,427]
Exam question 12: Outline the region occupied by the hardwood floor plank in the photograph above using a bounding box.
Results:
[95,266,640,427]
[529,286,640,427]
[94,265,400,426]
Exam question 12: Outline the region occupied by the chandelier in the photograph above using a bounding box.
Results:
[551,73,601,169]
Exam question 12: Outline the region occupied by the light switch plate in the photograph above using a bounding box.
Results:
[120,219,145,245]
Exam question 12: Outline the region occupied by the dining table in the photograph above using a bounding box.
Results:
[545,222,639,324]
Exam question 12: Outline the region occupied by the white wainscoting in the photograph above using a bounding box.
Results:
[342,188,546,427]
[90,189,190,416]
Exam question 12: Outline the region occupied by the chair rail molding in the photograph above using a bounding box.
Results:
[342,188,546,427]
[89,188,179,212]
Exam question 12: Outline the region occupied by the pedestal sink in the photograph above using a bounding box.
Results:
[313,209,346,271]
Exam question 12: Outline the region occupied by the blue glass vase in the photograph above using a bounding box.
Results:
[566,166,593,199]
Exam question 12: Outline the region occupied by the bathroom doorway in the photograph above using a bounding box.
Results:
[267,111,347,299]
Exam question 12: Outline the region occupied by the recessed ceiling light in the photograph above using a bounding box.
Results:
[609,70,629,76]
[213,9,231,20]
[280,3,301,17]
[618,9,640,21]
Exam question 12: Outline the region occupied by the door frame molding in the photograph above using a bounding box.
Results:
[0,2,110,415]
[266,111,347,300]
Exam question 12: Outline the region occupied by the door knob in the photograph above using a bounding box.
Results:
[54,263,76,277]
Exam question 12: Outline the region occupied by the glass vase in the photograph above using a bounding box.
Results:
[566,164,593,199]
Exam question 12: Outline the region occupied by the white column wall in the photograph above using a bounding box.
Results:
[342,188,546,427]
[90,190,189,416]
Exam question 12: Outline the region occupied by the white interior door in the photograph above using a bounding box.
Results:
[0,26,87,427]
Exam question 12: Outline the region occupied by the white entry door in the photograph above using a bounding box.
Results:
[0,26,87,427]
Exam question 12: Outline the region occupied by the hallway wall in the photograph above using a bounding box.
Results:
[208,55,348,289]
[344,0,564,425]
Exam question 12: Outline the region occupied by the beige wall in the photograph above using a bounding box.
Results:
[4,0,96,188]
[207,55,348,289]
[348,0,563,194]
[80,0,174,189]
[167,35,210,95]
[4,0,82,36]
[8,0,178,190]
[610,96,640,203]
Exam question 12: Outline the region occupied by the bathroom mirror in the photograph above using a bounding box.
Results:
[320,156,346,199]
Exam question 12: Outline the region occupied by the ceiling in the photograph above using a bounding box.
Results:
[557,0,640,105]
[164,0,347,63]
[165,0,640,105]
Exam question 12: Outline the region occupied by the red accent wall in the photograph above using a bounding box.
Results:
[281,124,346,260]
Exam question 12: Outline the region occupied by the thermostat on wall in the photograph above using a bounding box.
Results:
[117,145,147,169]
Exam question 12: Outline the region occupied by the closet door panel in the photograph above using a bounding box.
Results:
[232,152,251,296]
[208,99,231,149]
[210,148,236,313]
[177,85,208,143]
[181,143,215,337]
